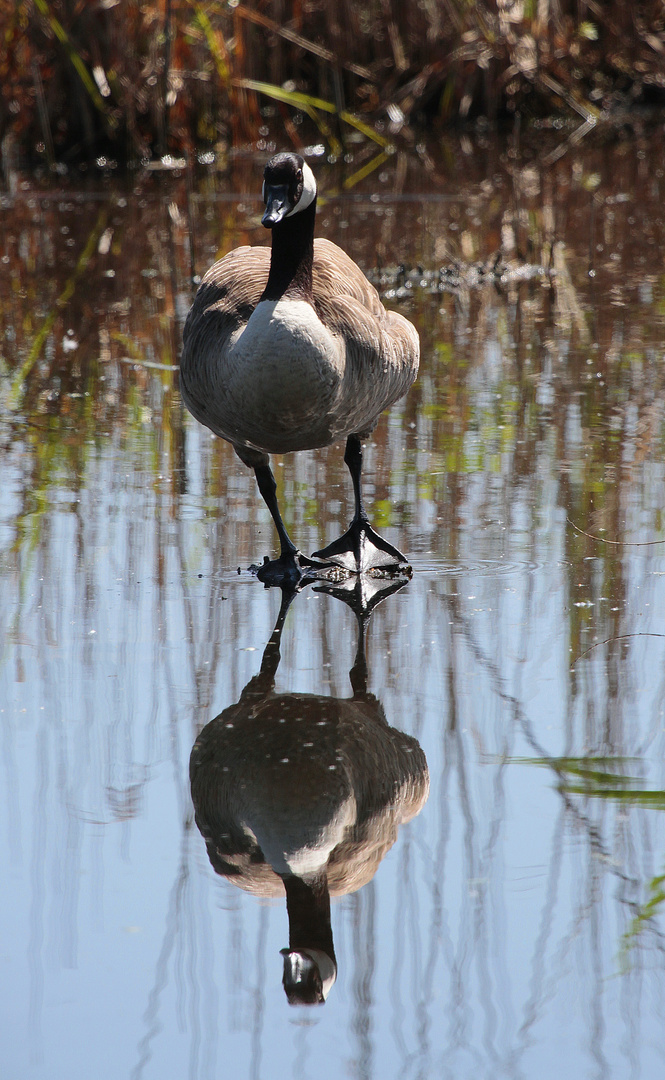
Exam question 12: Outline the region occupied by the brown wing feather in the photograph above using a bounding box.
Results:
[312,238,385,318]
[196,245,270,318]
[312,238,419,433]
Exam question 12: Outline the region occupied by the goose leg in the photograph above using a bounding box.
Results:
[312,434,410,574]
[254,463,332,585]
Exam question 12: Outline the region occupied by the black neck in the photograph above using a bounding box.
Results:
[261,198,316,302]
[283,872,335,959]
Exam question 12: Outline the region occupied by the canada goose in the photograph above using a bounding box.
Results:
[189,584,429,1005]
[180,152,419,585]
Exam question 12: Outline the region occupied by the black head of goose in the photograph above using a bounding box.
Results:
[189,582,429,1005]
[180,152,420,585]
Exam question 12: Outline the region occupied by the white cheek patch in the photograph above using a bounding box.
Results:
[287,161,317,216]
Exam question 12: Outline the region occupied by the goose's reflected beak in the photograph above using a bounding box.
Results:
[280,948,337,1006]
[262,184,292,228]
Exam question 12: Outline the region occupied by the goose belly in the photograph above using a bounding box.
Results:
[222,299,344,453]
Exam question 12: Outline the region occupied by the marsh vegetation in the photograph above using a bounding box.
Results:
[4,0,665,168]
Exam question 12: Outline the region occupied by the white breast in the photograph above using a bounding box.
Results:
[219,299,344,452]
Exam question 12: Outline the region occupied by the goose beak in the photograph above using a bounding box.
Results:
[262,184,292,228]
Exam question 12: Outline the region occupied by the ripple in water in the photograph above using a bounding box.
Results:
[412,556,544,577]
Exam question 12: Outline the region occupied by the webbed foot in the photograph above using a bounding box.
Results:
[253,551,337,588]
[312,518,411,575]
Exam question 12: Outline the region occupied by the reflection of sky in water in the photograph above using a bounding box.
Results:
[3,456,665,1078]
[2,138,665,1077]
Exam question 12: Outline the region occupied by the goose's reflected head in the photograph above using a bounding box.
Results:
[261,152,317,228]
[281,947,337,1006]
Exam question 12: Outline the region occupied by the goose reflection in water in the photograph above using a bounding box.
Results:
[190,576,429,1006]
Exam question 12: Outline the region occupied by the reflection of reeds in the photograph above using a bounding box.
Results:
[7,206,109,410]
[5,1,665,164]
[2,135,665,546]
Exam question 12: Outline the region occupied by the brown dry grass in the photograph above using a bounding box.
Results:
[1,1,664,166]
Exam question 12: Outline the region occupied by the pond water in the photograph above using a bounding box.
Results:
[2,131,665,1079]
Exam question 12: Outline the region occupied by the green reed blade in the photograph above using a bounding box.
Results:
[33,0,112,120]
[187,1,230,85]
[236,79,391,148]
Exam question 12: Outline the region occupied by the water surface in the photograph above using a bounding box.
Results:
[2,134,665,1079]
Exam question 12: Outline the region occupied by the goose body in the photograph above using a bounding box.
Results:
[182,240,417,457]
[180,153,420,583]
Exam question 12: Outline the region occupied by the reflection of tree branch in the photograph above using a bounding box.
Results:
[444,594,634,884]
[172,509,226,746]
[444,616,477,1062]
[389,841,414,1062]
[350,882,376,1080]
[574,631,665,664]
[7,206,109,410]
[133,505,226,1080]
[567,516,665,547]
[408,704,455,1076]
[511,806,565,1066]
[589,856,608,1078]
[249,906,268,1080]
[131,821,193,1080]
[392,591,454,1066]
